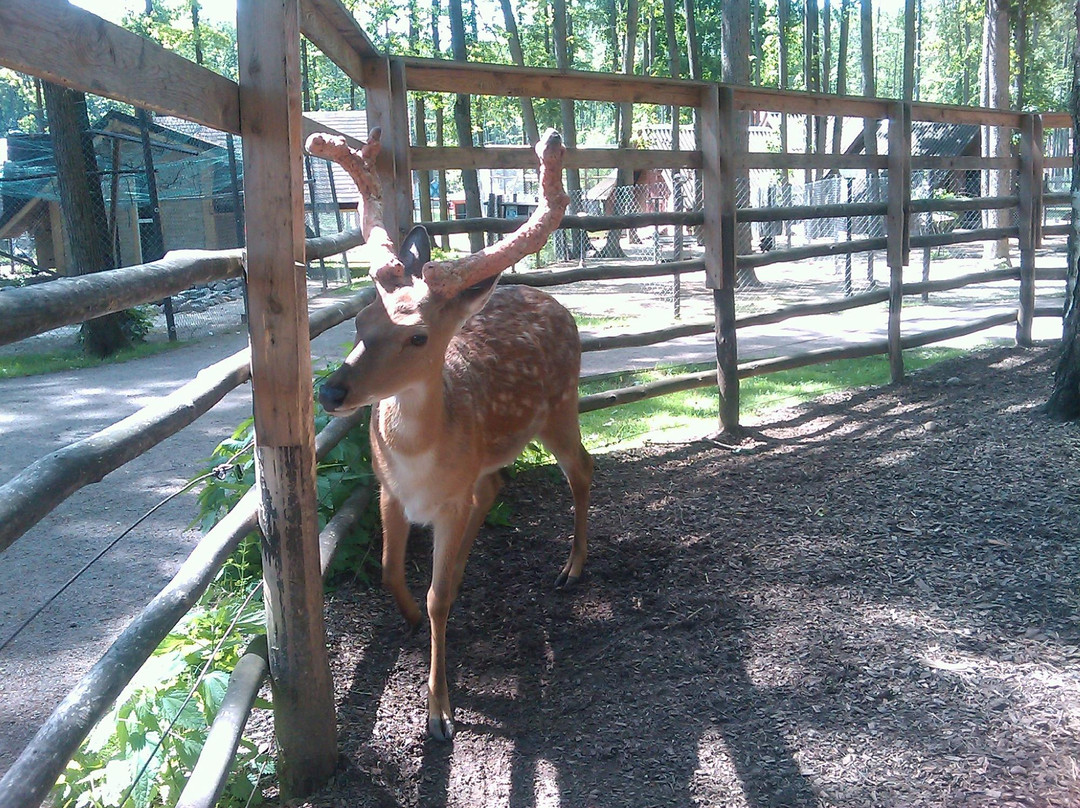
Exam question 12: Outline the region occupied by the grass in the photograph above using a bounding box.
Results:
[0,340,184,379]
[574,346,964,452]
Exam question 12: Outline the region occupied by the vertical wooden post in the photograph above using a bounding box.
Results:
[886,101,911,384]
[1017,113,1041,346]
[237,0,337,799]
[363,56,413,245]
[703,84,739,434]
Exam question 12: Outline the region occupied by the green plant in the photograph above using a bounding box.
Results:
[194,366,379,585]
[51,584,271,808]
[0,340,182,379]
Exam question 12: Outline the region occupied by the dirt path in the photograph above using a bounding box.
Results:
[305,345,1080,808]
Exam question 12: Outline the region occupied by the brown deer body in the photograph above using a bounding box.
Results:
[308,128,592,740]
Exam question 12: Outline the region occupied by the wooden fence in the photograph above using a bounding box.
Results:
[0,0,1068,804]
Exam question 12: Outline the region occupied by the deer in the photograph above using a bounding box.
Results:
[306,127,593,741]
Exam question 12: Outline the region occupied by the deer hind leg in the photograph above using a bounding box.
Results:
[426,471,502,741]
[380,488,422,630]
[539,411,594,589]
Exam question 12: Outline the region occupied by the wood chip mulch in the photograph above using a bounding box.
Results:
[296,344,1080,808]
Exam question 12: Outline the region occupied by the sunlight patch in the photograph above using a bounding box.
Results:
[691,729,752,807]
[533,757,561,808]
[447,733,515,807]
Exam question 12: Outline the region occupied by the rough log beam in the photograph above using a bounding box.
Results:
[0,0,240,133]
[410,146,701,171]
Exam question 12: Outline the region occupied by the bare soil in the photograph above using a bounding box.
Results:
[294,344,1080,808]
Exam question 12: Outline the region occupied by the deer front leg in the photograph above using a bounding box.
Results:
[425,474,501,740]
[380,488,422,630]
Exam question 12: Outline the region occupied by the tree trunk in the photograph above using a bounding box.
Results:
[1045,0,1080,421]
[189,0,204,65]
[499,0,540,144]
[448,0,484,252]
[805,0,820,185]
[1015,1,1029,110]
[981,0,1010,261]
[553,0,582,257]
[602,0,639,258]
[722,0,758,284]
[42,82,130,356]
[831,0,851,161]
[861,0,878,283]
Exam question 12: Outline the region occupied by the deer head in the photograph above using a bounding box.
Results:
[305,127,570,415]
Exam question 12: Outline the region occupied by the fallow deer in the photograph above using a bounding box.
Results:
[306,127,593,741]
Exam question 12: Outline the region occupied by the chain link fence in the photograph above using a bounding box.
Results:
[0,84,357,354]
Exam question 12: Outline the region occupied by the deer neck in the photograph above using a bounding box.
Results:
[375,369,450,456]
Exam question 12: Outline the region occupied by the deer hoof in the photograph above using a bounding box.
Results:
[554,570,581,589]
[428,713,455,742]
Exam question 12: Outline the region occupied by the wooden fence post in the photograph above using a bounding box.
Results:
[886,101,911,383]
[237,0,337,799]
[1017,113,1042,346]
[702,84,739,434]
[363,55,414,244]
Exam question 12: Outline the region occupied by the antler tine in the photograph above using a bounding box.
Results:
[421,128,571,298]
[304,128,408,289]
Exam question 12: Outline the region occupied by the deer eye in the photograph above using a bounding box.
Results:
[408,333,428,348]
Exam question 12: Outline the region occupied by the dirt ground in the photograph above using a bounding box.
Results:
[289,344,1080,808]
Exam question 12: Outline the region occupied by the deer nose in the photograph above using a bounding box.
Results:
[319,383,348,411]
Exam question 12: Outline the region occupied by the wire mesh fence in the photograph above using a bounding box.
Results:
[0,87,358,353]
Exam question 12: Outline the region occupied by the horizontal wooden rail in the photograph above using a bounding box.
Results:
[0,288,375,553]
[911,155,1020,170]
[732,86,891,118]
[739,236,889,269]
[504,259,704,288]
[741,153,889,171]
[909,196,1018,214]
[582,321,713,353]
[909,226,1018,249]
[1,227,365,348]
[1044,156,1072,169]
[401,56,707,107]
[0,406,370,808]
[1043,223,1069,237]
[0,0,240,133]
[739,201,887,224]
[422,210,702,237]
[0,250,243,348]
[175,636,270,808]
[902,266,1018,296]
[1042,192,1071,206]
[410,146,701,172]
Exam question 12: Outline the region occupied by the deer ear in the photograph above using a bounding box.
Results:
[399,225,431,278]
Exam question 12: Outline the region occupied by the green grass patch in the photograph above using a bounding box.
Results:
[570,347,963,454]
[573,313,632,330]
[0,340,184,379]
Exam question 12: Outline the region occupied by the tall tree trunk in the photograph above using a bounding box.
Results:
[723,0,757,282]
[981,0,1010,260]
[1045,0,1080,421]
[189,0,204,65]
[778,0,791,243]
[861,0,878,282]
[1015,1,1029,110]
[499,0,540,143]
[43,83,130,356]
[603,0,639,257]
[553,0,582,257]
[830,0,851,162]
[664,0,683,260]
[448,0,484,252]
[805,0,821,184]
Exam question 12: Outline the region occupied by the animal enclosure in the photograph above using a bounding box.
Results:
[0,0,1070,804]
